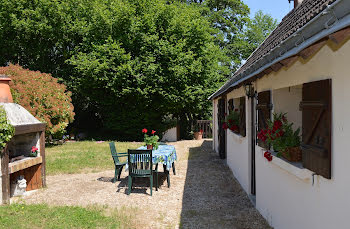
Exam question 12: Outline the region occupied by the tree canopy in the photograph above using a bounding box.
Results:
[0,0,277,140]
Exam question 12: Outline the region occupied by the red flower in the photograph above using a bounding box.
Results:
[31,146,38,152]
[142,128,148,134]
[273,120,282,130]
[232,125,238,131]
[151,130,156,135]
[200,129,204,133]
[222,122,228,130]
[264,151,273,162]
[267,155,273,162]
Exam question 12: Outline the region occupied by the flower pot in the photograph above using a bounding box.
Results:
[146,144,153,150]
[194,132,203,140]
[282,146,302,162]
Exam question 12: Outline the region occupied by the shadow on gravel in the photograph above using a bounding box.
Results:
[179,140,271,229]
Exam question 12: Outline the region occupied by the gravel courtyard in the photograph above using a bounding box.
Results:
[19,140,271,229]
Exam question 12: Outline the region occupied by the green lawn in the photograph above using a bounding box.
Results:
[0,204,130,229]
[46,141,142,175]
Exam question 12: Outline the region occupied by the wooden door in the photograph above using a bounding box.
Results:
[218,97,226,159]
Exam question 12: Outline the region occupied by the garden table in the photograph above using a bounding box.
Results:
[137,144,177,188]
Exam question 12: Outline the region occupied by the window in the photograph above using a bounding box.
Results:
[257,91,272,148]
[227,96,246,137]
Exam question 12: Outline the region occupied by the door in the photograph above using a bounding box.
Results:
[218,97,226,159]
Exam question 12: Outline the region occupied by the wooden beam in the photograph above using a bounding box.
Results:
[270,62,283,72]
[329,27,350,44]
[280,56,299,68]
[263,67,273,75]
[40,131,46,188]
[8,156,42,174]
[299,39,327,60]
[1,146,10,204]
[15,123,46,135]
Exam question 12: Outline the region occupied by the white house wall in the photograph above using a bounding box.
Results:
[212,38,350,229]
[226,88,250,193]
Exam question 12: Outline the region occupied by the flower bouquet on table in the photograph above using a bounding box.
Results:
[30,146,39,157]
[257,113,301,162]
[142,128,159,150]
[222,109,240,133]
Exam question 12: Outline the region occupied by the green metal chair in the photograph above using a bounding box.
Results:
[128,149,157,196]
[109,142,128,183]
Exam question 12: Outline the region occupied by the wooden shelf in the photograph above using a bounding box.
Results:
[9,156,42,174]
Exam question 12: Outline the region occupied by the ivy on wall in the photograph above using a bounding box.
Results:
[0,106,14,150]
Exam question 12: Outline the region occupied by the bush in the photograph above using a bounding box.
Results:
[0,106,14,150]
[0,64,75,139]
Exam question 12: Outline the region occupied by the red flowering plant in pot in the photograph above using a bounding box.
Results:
[257,113,301,162]
[222,109,240,133]
[142,128,159,150]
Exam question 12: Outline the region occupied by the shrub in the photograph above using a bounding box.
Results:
[0,106,14,150]
[0,64,75,139]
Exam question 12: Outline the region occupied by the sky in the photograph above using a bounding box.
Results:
[243,0,294,22]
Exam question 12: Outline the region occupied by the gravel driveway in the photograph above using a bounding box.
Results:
[19,140,271,229]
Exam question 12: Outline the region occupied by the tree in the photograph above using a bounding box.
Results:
[0,64,75,139]
[240,10,278,60]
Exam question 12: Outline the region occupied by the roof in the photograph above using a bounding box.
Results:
[210,0,338,99]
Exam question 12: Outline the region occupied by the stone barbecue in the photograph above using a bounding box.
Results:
[0,75,46,204]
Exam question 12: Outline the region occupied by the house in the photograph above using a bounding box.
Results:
[210,0,350,228]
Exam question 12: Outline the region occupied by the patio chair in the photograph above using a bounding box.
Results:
[109,142,128,183]
[128,149,156,196]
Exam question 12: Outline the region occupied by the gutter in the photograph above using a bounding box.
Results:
[209,0,349,100]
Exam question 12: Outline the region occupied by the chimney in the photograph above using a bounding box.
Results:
[0,75,13,103]
[294,0,303,8]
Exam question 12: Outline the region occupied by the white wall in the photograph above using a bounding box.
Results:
[226,88,250,193]
[161,126,177,142]
[272,85,302,131]
[212,38,350,229]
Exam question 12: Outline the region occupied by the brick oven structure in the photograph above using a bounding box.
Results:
[0,75,46,204]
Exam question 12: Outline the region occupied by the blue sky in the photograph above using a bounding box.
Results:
[243,0,293,22]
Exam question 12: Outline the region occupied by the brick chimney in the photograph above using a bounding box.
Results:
[294,0,303,8]
[0,75,13,103]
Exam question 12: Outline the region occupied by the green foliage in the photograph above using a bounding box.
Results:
[239,10,278,60]
[0,106,14,150]
[143,134,160,149]
[0,0,277,140]
[0,65,75,139]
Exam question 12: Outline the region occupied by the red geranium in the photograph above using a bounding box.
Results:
[222,122,228,130]
[31,146,38,153]
[142,128,148,134]
[200,129,204,134]
[264,151,273,162]
[151,130,156,135]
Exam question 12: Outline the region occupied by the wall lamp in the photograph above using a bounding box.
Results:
[244,83,255,98]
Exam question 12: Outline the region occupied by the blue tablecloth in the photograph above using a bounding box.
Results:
[137,145,177,171]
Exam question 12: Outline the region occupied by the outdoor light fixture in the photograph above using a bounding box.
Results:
[244,83,255,98]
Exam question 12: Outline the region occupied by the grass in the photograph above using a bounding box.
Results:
[0,203,133,229]
[46,141,142,175]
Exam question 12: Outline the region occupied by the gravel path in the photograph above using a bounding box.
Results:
[19,140,271,229]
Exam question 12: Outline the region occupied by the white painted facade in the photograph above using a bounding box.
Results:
[161,126,178,142]
[212,39,350,229]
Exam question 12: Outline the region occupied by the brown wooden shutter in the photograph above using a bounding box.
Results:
[300,79,332,179]
[257,91,272,148]
[239,96,246,137]
[218,97,227,159]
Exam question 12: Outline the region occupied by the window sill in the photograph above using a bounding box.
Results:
[259,148,313,181]
[227,129,245,138]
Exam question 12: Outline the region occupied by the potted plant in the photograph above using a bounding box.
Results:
[222,109,240,133]
[142,128,159,150]
[258,113,302,162]
[193,125,203,140]
[30,146,39,157]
